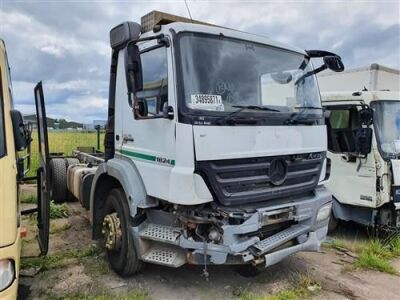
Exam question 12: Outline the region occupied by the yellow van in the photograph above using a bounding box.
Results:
[0,39,50,300]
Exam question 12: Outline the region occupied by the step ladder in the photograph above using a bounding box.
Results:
[141,245,186,267]
[251,224,310,255]
[139,223,181,245]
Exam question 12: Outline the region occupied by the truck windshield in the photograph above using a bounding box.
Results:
[371,100,400,159]
[178,33,322,123]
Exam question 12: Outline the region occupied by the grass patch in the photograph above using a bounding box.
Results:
[59,291,149,300]
[21,193,37,204]
[233,274,320,300]
[81,256,110,276]
[21,244,100,271]
[354,252,396,274]
[27,131,104,177]
[328,236,400,275]
[50,221,72,234]
[50,201,70,219]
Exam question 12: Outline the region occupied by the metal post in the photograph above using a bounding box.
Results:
[95,125,101,150]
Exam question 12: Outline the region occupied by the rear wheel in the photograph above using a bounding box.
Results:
[64,158,81,202]
[49,158,67,203]
[65,157,80,169]
[102,188,143,276]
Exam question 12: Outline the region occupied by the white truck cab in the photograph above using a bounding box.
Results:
[320,65,400,229]
[41,11,344,276]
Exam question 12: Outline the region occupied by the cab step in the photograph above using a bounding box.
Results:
[141,246,186,267]
[251,224,310,255]
[139,223,181,244]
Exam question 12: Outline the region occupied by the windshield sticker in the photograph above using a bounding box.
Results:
[190,94,224,111]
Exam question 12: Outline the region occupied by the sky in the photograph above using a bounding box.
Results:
[0,0,399,123]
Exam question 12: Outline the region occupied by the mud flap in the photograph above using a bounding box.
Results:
[34,81,51,255]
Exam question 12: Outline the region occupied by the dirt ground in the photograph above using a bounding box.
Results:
[18,190,400,300]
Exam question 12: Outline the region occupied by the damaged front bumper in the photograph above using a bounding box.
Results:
[134,186,331,268]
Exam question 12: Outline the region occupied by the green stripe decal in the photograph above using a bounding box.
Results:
[118,149,175,166]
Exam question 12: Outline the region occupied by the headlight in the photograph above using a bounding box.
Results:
[316,203,332,222]
[0,259,15,292]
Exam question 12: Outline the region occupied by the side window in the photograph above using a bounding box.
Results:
[135,46,168,118]
[326,107,359,153]
[0,69,6,157]
[329,110,350,129]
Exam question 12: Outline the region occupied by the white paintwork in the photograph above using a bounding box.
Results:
[392,160,400,185]
[321,88,400,213]
[111,22,327,206]
[193,125,327,161]
[168,123,213,205]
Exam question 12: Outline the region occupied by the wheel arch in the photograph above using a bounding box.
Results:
[90,157,156,239]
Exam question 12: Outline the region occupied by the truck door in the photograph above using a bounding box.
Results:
[115,40,175,200]
[34,82,51,255]
[325,105,377,208]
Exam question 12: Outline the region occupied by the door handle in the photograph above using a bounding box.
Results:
[122,135,134,143]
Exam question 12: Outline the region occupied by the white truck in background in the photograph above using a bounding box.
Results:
[319,64,400,230]
[35,11,345,276]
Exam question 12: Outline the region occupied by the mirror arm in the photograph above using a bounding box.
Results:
[295,64,327,85]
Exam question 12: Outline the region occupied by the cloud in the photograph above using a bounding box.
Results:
[0,0,399,123]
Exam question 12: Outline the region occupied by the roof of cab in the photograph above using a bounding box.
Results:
[321,90,400,105]
[151,22,306,55]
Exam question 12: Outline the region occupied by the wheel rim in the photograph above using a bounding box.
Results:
[102,212,123,251]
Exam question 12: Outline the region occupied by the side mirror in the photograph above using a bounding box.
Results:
[359,107,373,126]
[10,109,28,151]
[323,56,344,72]
[354,127,372,156]
[126,43,143,94]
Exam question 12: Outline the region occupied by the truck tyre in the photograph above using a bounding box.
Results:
[103,188,143,276]
[65,158,80,169]
[49,158,68,203]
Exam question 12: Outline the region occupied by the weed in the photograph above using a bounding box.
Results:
[233,274,320,300]
[50,221,72,234]
[388,236,400,257]
[20,193,37,204]
[21,244,100,271]
[329,236,400,275]
[50,201,70,219]
[59,291,149,300]
[82,256,110,276]
[354,252,397,274]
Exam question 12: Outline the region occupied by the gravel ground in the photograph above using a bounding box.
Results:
[18,193,400,300]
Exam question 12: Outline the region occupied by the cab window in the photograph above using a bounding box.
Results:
[135,46,168,118]
[326,106,359,153]
[0,69,6,157]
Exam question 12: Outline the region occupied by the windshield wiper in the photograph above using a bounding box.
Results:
[232,105,280,112]
[217,105,280,125]
[285,106,323,125]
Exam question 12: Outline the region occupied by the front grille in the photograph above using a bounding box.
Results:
[196,152,325,206]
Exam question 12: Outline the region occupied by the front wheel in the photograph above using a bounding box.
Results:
[102,188,144,276]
